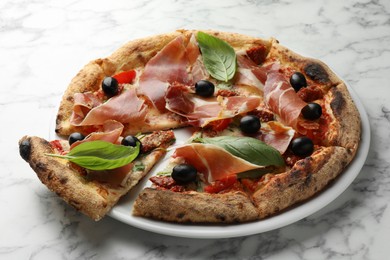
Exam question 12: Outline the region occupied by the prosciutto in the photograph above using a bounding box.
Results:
[71,89,147,126]
[70,92,102,125]
[264,64,307,127]
[165,83,260,127]
[70,120,124,149]
[257,121,295,154]
[138,36,191,111]
[173,143,261,183]
[234,54,267,89]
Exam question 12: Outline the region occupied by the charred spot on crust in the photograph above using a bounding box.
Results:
[60,177,68,185]
[330,90,345,116]
[215,213,226,221]
[176,212,185,219]
[19,139,31,161]
[304,63,329,83]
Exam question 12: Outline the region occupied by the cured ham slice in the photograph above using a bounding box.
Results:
[234,54,267,89]
[173,143,261,183]
[71,89,147,126]
[165,83,260,127]
[264,64,307,127]
[138,36,190,111]
[258,121,295,154]
[70,120,124,149]
[186,34,209,83]
[70,92,102,125]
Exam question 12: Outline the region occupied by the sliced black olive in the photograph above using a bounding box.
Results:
[102,77,119,97]
[195,80,215,97]
[171,164,197,184]
[291,137,314,157]
[121,135,142,151]
[19,139,31,161]
[302,103,322,120]
[240,115,261,134]
[290,72,307,92]
[68,132,85,145]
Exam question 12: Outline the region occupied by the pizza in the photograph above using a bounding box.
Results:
[19,29,361,223]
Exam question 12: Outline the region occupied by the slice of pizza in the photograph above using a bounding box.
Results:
[19,129,175,220]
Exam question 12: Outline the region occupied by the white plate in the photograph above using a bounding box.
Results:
[108,84,370,239]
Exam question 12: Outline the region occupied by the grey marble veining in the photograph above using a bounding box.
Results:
[1,0,390,259]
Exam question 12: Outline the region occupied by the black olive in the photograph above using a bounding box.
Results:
[195,80,215,97]
[291,137,314,157]
[302,103,322,120]
[102,77,119,97]
[19,139,31,161]
[240,115,261,134]
[171,164,197,184]
[121,135,142,151]
[290,72,307,92]
[68,132,85,145]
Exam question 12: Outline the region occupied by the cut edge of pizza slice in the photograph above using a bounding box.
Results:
[19,130,175,221]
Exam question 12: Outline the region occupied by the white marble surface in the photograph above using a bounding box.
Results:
[1,0,389,259]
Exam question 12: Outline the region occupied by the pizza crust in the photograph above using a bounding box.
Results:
[267,38,342,88]
[19,136,168,220]
[133,188,259,223]
[325,83,361,158]
[252,146,350,218]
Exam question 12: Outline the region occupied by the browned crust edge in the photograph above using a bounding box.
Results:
[252,146,350,218]
[19,136,167,221]
[325,83,361,158]
[268,38,342,88]
[133,189,259,223]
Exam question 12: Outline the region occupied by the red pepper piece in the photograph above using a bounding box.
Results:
[112,70,136,84]
[204,175,238,193]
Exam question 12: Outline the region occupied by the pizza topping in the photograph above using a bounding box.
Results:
[112,70,136,84]
[290,136,314,157]
[72,89,147,126]
[138,35,190,111]
[171,164,198,184]
[49,140,65,155]
[196,31,237,82]
[165,83,260,127]
[194,136,285,167]
[248,108,274,122]
[68,132,86,145]
[289,72,307,92]
[246,45,268,65]
[235,55,267,89]
[257,121,295,154]
[239,115,261,134]
[264,65,307,127]
[301,103,322,120]
[121,135,143,151]
[70,92,103,125]
[102,77,120,97]
[139,130,175,153]
[203,175,239,193]
[195,80,215,97]
[173,143,262,183]
[46,140,140,171]
[297,85,324,102]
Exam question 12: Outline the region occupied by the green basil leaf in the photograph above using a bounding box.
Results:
[197,31,237,82]
[194,136,285,167]
[46,140,140,170]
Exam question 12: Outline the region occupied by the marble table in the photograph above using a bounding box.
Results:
[2,0,389,259]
